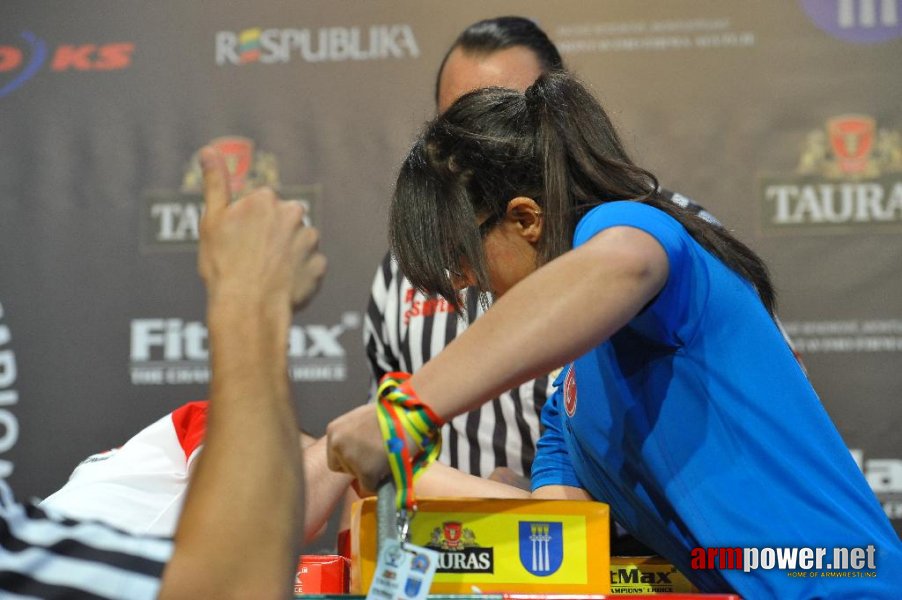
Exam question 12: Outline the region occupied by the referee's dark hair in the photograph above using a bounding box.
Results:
[434,16,564,105]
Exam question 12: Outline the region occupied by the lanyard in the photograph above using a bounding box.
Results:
[376,372,443,538]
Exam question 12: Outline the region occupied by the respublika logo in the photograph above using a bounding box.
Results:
[0,302,19,478]
[0,31,134,98]
[141,136,321,252]
[800,0,902,43]
[129,312,361,384]
[759,115,902,234]
[215,24,419,66]
[519,521,564,577]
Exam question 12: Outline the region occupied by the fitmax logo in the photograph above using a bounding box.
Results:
[0,31,134,98]
[611,568,674,586]
[130,313,360,384]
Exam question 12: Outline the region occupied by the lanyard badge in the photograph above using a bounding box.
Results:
[367,537,440,600]
[367,373,444,600]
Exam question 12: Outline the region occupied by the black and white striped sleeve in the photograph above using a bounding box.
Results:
[364,252,403,398]
[361,254,552,478]
[0,481,172,599]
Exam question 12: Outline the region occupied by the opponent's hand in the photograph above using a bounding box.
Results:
[197,146,326,311]
[325,404,390,494]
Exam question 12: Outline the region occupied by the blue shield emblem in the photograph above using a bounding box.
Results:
[403,576,423,597]
[410,553,430,574]
[518,521,564,576]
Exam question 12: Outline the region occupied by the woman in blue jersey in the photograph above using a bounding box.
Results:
[326,71,902,597]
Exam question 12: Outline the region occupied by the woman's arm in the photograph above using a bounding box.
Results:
[413,226,668,420]
[532,485,593,501]
[328,226,668,491]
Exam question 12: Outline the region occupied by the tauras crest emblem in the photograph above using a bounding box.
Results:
[182,136,280,197]
[797,115,902,180]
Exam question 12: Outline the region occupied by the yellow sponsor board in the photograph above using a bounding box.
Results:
[415,512,588,584]
[350,497,610,594]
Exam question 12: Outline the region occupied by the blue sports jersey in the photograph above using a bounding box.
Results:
[531,201,902,598]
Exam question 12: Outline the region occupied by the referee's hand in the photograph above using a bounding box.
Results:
[326,404,389,494]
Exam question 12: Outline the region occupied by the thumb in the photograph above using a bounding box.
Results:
[200,146,230,219]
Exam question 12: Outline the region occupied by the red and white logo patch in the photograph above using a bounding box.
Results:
[563,366,577,417]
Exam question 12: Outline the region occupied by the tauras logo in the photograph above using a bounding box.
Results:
[759,115,902,234]
[215,25,419,65]
[0,302,19,478]
[142,137,319,252]
[425,521,494,574]
[852,448,902,519]
[130,312,361,385]
[434,549,493,573]
[765,182,902,225]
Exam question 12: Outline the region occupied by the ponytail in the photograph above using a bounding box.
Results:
[391,72,776,317]
[525,72,660,265]
[524,72,776,315]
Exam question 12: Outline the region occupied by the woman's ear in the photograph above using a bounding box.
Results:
[506,196,544,243]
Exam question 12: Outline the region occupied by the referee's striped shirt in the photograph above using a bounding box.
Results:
[364,191,719,479]
[0,480,172,599]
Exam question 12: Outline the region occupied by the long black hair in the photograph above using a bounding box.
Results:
[392,71,776,316]
[435,16,564,104]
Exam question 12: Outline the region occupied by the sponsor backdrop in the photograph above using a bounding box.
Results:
[1,0,900,544]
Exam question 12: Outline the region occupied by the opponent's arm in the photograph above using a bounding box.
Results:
[416,461,530,499]
[301,436,354,543]
[336,257,403,530]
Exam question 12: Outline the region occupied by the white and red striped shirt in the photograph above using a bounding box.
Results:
[40,401,208,537]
